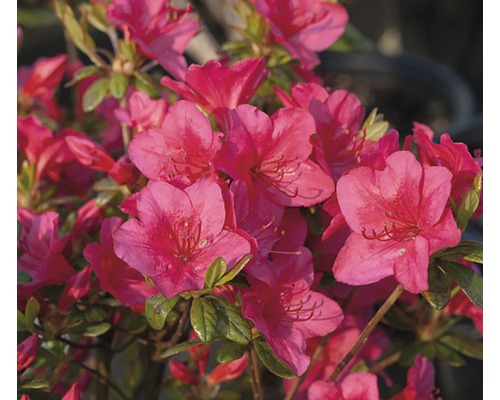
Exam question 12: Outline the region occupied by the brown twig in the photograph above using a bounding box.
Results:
[369,350,402,374]
[327,284,405,381]
[246,347,264,400]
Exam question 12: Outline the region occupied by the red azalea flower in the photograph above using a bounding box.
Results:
[252,0,348,69]
[333,151,461,294]
[216,104,335,207]
[105,0,199,79]
[129,100,223,183]
[84,217,157,309]
[242,250,343,376]
[391,354,436,400]
[17,333,39,372]
[113,180,252,297]
[307,372,379,400]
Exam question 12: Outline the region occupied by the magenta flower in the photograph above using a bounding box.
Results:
[129,100,223,183]
[84,217,157,309]
[391,354,436,400]
[114,91,168,133]
[241,250,343,376]
[333,151,461,294]
[216,105,335,207]
[253,0,348,69]
[17,333,39,372]
[105,0,199,80]
[307,372,379,400]
[113,180,252,297]
[161,58,267,129]
[57,266,93,312]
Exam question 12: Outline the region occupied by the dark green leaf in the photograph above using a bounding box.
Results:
[65,65,100,87]
[205,257,227,288]
[84,307,107,323]
[83,78,109,112]
[25,297,40,332]
[109,73,129,99]
[215,254,253,286]
[206,295,252,345]
[434,342,466,367]
[399,342,436,367]
[145,294,180,330]
[18,310,27,332]
[133,72,160,98]
[160,337,204,359]
[19,377,51,389]
[437,260,483,308]
[18,8,59,28]
[439,333,483,360]
[434,241,483,264]
[216,342,246,363]
[423,264,452,310]
[254,339,296,379]
[17,269,32,284]
[191,297,218,343]
[82,322,112,337]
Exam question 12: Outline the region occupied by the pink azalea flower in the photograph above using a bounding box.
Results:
[276,83,366,182]
[307,372,379,400]
[391,354,436,400]
[241,250,343,376]
[18,211,75,289]
[129,100,223,183]
[216,104,335,207]
[84,217,157,309]
[252,0,348,69]
[443,289,483,334]
[161,58,267,130]
[70,199,104,240]
[62,382,81,400]
[114,90,168,133]
[17,333,39,371]
[333,151,462,294]
[113,180,252,297]
[57,266,93,312]
[18,54,67,119]
[413,131,483,218]
[105,0,200,80]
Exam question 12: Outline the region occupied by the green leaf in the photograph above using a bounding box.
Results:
[160,337,204,359]
[437,260,483,308]
[423,263,452,310]
[434,241,483,264]
[17,8,59,28]
[65,65,100,87]
[82,322,112,337]
[439,333,483,360]
[191,297,218,343]
[205,257,227,288]
[434,342,466,367]
[456,189,480,231]
[133,72,161,98]
[83,78,109,112]
[145,294,180,330]
[206,295,252,345]
[25,297,40,332]
[79,3,110,33]
[216,342,246,363]
[17,269,32,284]
[19,377,51,389]
[215,254,253,286]
[109,73,129,99]
[18,310,27,332]
[253,339,296,379]
[84,307,107,323]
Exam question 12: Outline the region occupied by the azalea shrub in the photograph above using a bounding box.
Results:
[17,1,483,399]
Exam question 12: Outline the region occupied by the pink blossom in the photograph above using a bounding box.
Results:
[241,250,343,376]
[161,58,267,129]
[57,266,93,312]
[84,217,157,309]
[129,100,223,183]
[114,91,168,132]
[17,333,39,371]
[216,105,335,207]
[443,289,483,334]
[113,180,252,297]
[169,359,200,386]
[333,151,462,294]
[391,354,436,400]
[207,356,247,384]
[252,0,348,69]
[70,199,104,240]
[62,382,81,400]
[18,211,75,289]
[307,372,379,400]
[105,0,200,80]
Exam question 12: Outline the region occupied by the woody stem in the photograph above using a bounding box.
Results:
[246,347,264,400]
[327,284,405,381]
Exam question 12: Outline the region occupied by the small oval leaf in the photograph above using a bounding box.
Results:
[145,294,180,331]
[109,73,129,99]
[423,264,452,310]
[25,297,41,332]
[205,257,227,288]
[18,269,32,284]
[437,260,483,308]
[83,78,109,112]
[191,297,218,343]
[253,340,296,379]
[216,342,246,364]
[215,254,253,286]
[206,295,252,345]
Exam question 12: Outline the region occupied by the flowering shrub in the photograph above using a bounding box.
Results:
[17,1,482,399]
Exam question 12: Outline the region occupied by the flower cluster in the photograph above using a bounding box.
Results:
[17,1,482,399]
